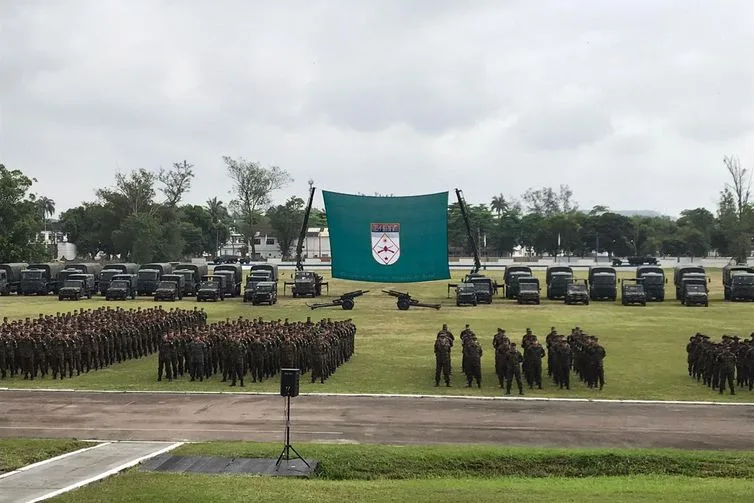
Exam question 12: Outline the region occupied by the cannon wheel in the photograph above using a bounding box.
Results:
[342,298,355,310]
[397,297,411,310]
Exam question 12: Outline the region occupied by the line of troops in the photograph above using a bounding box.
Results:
[686,332,754,395]
[0,306,206,380]
[434,324,606,394]
[156,316,356,387]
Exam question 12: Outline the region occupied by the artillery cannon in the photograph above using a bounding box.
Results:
[382,289,441,310]
[307,290,369,310]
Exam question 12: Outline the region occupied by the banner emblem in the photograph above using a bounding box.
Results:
[371,223,400,265]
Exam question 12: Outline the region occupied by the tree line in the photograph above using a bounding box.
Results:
[0,155,751,264]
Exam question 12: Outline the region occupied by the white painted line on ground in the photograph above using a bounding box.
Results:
[0,426,343,435]
[25,441,184,503]
[2,387,754,406]
[0,442,110,480]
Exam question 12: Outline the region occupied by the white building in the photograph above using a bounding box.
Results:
[304,227,330,259]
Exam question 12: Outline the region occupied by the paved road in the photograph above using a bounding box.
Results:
[2,391,754,450]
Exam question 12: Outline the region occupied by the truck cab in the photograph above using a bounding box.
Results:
[455,283,478,306]
[58,279,87,301]
[516,277,540,305]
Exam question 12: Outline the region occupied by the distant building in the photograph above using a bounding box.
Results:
[215,227,331,261]
[304,227,330,259]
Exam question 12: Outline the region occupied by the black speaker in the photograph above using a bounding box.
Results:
[280,368,300,397]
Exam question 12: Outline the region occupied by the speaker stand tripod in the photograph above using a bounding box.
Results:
[275,395,310,470]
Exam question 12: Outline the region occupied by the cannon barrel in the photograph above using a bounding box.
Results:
[341,289,369,299]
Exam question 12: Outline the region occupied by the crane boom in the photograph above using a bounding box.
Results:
[455,188,481,274]
[295,185,317,271]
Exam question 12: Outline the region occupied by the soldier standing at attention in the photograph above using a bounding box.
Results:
[434,334,452,387]
[189,335,206,382]
[504,342,524,395]
[463,334,483,388]
[460,324,474,377]
[523,341,545,389]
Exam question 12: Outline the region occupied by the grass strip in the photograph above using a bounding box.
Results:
[0,438,91,472]
[173,442,754,480]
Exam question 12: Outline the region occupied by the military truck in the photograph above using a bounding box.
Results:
[212,263,243,296]
[140,263,173,276]
[504,266,532,299]
[99,263,138,295]
[468,276,494,304]
[197,275,225,302]
[250,281,278,305]
[682,280,709,307]
[613,256,659,267]
[66,263,103,290]
[673,265,705,300]
[250,264,279,282]
[212,270,235,297]
[621,279,646,306]
[722,264,754,301]
[101,263,139,275]
[0,263,28,294]
[243,270,273,302]
[636,265,666,301]
[516,277,541,305]
[136,269,159,295]
[292,270,323,297]
[0,270,7,296]
[59,268,83,285]
[547,271,574,300]
[68,273,96,298]
[728,273,754,301]
[157,274,186,300]
[677,272,708,304]
[58,279,87,301]
[173,269,198,296]
[546,266,573,285]
[588,266,617,301]
[565,279,590,305]
[175,263,208,293]
[154,279,183,302]
[105,274,137,300]
[20,263,64,295]
[455,282,478,306]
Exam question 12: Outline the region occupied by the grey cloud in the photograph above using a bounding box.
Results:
[2,0,754,217]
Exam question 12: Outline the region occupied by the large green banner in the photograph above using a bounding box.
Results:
[322,190,450,282]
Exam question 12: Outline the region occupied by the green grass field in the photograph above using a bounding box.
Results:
[0,438,90,472]
[1,267,752,401]
[47,442,754,502]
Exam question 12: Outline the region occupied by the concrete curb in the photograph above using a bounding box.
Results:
[1,387,753,406]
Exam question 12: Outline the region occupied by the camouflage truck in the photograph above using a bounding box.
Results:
[682,278,709,307]
[243,270,273,302]
[0,263,28,294]
[292,270,323,297]
[98,263,139,295]
[468,276,494,304]
[173,269,198,297]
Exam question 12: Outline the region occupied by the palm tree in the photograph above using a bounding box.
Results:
[490,194,507,218]
[205,197,226,222]
[37,196,55,233]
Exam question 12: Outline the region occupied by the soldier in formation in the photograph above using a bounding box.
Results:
[0,307,206,380]
[155,316,356,387]
[432,324,606,394]
[686,332,754,395]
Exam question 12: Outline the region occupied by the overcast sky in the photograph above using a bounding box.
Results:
[2,0,754,218]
